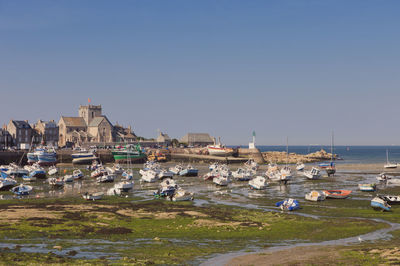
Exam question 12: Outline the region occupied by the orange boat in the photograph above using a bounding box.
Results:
[323,190,352,199]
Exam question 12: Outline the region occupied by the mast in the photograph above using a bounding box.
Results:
[286,136,289,167]
[330,131,334,162]
[386,149,389,164]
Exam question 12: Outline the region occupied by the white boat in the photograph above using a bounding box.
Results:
[296,162,305,171]
[122,170,133,180]
[97,174,115,183]
[213,175,230,186]
[48,166,58,176]
[48,177,64,187]
[232,168,253,181]
[107,187,122,196]
[140,170,158,183]
[72,169,84,180]
[371,196,391,211]
[280,166,293,183]
[83,192,103,201]
[11,184,33,195]
[169,164,183,175]
[0,178,17,190]
[359,183,376,192]
[63,175,74,183]
[158,170,174,179]
[91,167,107,178]
[114,181,134,192]
[305,190,326,201]
[72,149,98,164]
[207,137,234,156]
[303,167,321,180]
[384,149,397,169]
[249,176,268,190]
[171,188,194,201]
[377,173,389,182]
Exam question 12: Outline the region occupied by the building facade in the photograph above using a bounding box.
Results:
[0,128,12,150]
[6,120,33,149]
[180,133,214,147]
[33,120,59,147]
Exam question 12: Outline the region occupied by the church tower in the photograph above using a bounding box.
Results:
[79,105,102,125]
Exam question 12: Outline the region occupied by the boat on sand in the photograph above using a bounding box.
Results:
[322,190,352,199]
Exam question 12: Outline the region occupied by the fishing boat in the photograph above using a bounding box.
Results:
[72,169,84,180]
[112,144,146,163]
[179,165,198,177]
[97,174,115,183]
[37,147,57,166]
[11,184,33,196]
[122,170,133,180]
[232,168,253,181]
[154,178,177,198]
[48,166,58,176]
[106,164,124,175]
[48,177,64,187]
[213,175,230,186]
[91,167,107,178]
[158,170,174,179]
[83,192,104,201]
[303,167,321,180]
[171,188,194,201]
[384,149,397,169]
[6,164,28,177]
[359,183,376,192]
[377,195,400,205]
[29,165,46,179]
[72,149,98,164]
[296,162,305,171]
[114,181,134,192]
[249,176,268,190]
[207,137,234,156]
[322,190,352,199]
[0,177,17,190]
[275,198,300,211]
[305,191,326,201]
[169,164,183,175]
[371,196,391,211]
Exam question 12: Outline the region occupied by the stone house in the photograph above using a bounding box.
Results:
[0,128,12,150]
[180,133,214,147]
[33,120,59,147]
[114,124,136,143]
[157,131,171,145]
[6,120,33,149]
[58,117,88,147]
[87,116,114,143]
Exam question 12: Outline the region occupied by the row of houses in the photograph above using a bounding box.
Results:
[0,104,216,149]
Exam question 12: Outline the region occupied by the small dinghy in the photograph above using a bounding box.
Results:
[171,188,194,201]
[359,183,376,192]
[83,192,104,201]
[22,175,36,182]
[249,176,268,190]
[48,177,64,187]
[323,190,352,199]
[11,184,33,196]
[72,169,84,180]
[305,191,326,201]
[371,196,391,211]
[48,166,58,176]
[296,162,305,171]
[276,198,300,211]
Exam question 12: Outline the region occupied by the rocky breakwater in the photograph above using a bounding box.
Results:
[262,149,336,164]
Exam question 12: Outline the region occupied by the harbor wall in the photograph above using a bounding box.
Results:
[57,150,114,164]
[0,151,27,165]
[238,148,265,164]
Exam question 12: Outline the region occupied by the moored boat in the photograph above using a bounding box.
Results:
[11,184,33,196]
[97,174,115,183]
[303,167,321,180]
[48,177,64,187]
[359,183,376,192]
[371,196,391,211]
[114,181,134,192]
[48,166,58,176]
[377,195,400,204]
[249,176,268,190]
[72,169,84,180]
[0,177,17,190]
[72,149,98,164]
[275,198,300,211]
[83,192,104,201]
[179,165,198,177]
[207,137,234,156]
[112,144,146,163]
[296,162,305,171]
[305,191,326,201]
[171,188,194,201]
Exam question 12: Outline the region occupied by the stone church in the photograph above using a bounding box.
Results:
[58,105,114,147]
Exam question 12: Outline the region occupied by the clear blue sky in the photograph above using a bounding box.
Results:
[1,0,400,145]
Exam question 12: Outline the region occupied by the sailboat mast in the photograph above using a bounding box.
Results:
[331,131,334,162]
[286,137,289,166]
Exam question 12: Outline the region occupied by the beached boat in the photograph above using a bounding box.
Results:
[323,190,352,199]
[169,164,183,175]
[48,177,64,187]
[371,196,391,211]
[112,144,146,163]
[122,170,133,180]
[207,137,234,156]
[377,195,400,204]
[72,169,84,180]
[11,184,33,196]
[387,178,400,186]
[83,192,103,201]
[232,168,253,181]
[359,183,376,192]
[249,176,268,190]
[305,191,326,201]
[37,147,57,166]
[296,162,305,171]
[171,188,194,201]
[140,170,158,183]
[91,167,107,178]
[29,167,46,179]
[97,174,115,183]
[158,170,174,179]
[72,149,98,164]
[154,179,177,198]
[63,175,74,183]
[114,181,134,192]
[303,167,321,180]
[6,164,29,177]
[0,178,17,190]
[179,165,198,177]
[48,166,58,176]
[376,173,389,182]
[275,198,300,211]
[384,149,397,169]
[22,175,36,182]
[213,175,231,186]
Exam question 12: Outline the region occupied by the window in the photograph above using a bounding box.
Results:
[92,112,94,118]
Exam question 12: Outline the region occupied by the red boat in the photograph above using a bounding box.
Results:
[323,190,352,199]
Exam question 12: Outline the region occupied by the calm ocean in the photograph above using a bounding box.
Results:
[234,146,400,164]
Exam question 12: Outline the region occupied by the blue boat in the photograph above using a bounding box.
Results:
[11,184,33,196]
[275,198,300,211]
[29,169,46,179]
[179,165,198,177]
[371,196,391,211]
[359,183,376,192]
